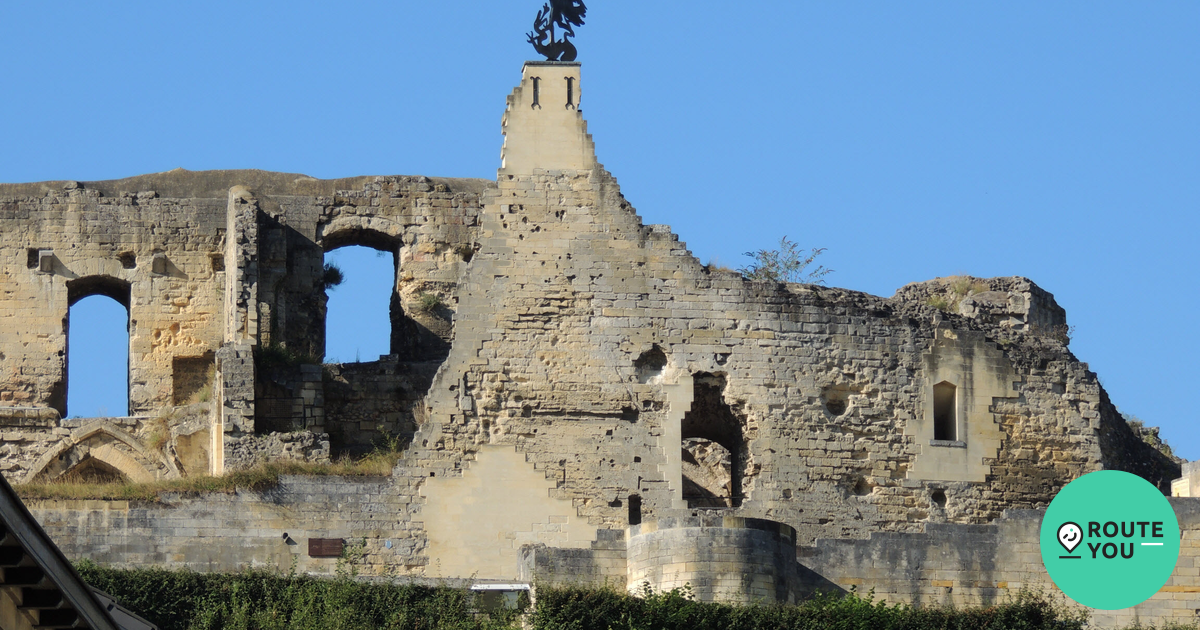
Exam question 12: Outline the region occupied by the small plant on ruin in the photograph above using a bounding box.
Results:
[948,275,989,297]
[704,258,735,274]
[144,410,178,453]
[320,262,344,291]
[925,294,955,312]
[739,236,831,284]
[335,538,368,579]
[1123,412,1182,463]
[255,342,321,371]
[415,292,444,312]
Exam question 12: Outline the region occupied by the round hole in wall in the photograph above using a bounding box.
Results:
[821,384,856,417]
[634,345,667,384]
[931,489,947,507]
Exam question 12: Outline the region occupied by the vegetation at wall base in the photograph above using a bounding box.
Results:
[73,565,1112,630]
[76,562,521,630]
[16,441,403,502]
[530,583,1090,630]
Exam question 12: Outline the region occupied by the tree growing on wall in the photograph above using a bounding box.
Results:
[739,236,831,284]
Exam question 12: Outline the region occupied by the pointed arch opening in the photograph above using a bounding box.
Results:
[25,423,161,485]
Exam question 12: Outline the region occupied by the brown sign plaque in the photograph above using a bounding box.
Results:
[308,538,344,558]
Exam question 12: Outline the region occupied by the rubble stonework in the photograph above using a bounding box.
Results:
[0,62,1190,623]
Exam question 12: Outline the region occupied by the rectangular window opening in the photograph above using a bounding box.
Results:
[933,381,957,441]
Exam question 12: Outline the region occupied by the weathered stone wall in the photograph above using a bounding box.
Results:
[0,179,226,414]
[627,516,800,604]
[406,160,1176,548]
[0,405,216,483]
[26,485,1200,628]
[519,529,628,588]
[799,499,1200,628]
[1,61,1187,619]
[27,476,402,576]
[322,358,440,456]
[0,170,492,478]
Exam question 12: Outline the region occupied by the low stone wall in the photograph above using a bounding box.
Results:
[24,473,1200,628]
[801,499,1200,628]
[519,529,628,588]
[27,476,410,577]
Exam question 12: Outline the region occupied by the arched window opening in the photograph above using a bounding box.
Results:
[933,381,957,441]
[681,374,744,508]
[324,245,397,363]
[65,277,131,418]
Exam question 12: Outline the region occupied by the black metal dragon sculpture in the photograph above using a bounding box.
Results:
[527,0,587,62]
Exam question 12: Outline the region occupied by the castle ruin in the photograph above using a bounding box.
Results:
[0,62,1193,627]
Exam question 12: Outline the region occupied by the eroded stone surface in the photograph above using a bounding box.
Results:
[0,62,1186,624]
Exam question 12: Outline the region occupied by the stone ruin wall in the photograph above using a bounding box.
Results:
[0,62,1188,625]
[0,170,490,479]
[404,164,1177,550]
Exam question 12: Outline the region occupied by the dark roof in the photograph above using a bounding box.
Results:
[0,472,149,630]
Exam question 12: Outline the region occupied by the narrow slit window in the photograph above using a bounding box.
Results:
[531,77,541,109]
[628,494,642,525]
[565,76,575,109]
[933,381,957,441]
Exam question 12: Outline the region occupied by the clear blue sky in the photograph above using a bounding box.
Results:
[3,2,1197,458]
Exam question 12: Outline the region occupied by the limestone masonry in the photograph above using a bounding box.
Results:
[0,62,1193,627]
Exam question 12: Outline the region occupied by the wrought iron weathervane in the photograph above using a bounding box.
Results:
[527,0,587,62]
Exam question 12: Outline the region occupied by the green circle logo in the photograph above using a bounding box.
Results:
[1041,470,1180,609]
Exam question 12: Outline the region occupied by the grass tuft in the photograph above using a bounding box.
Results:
[16,441,404,502]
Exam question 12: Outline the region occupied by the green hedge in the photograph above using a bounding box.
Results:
[76,561,520,630]
[79,564,1144,630]
[530,584,1089,630]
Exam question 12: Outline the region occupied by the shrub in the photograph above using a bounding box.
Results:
[740,237,831,284]
[530,584,1087,630]
[76,562,521,630]
[926,295,955,312]
[72,568,1090,630]
[947,275,989,297]
[255,342,321,371]
[415,292,444,312]
[321,263,345,291]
